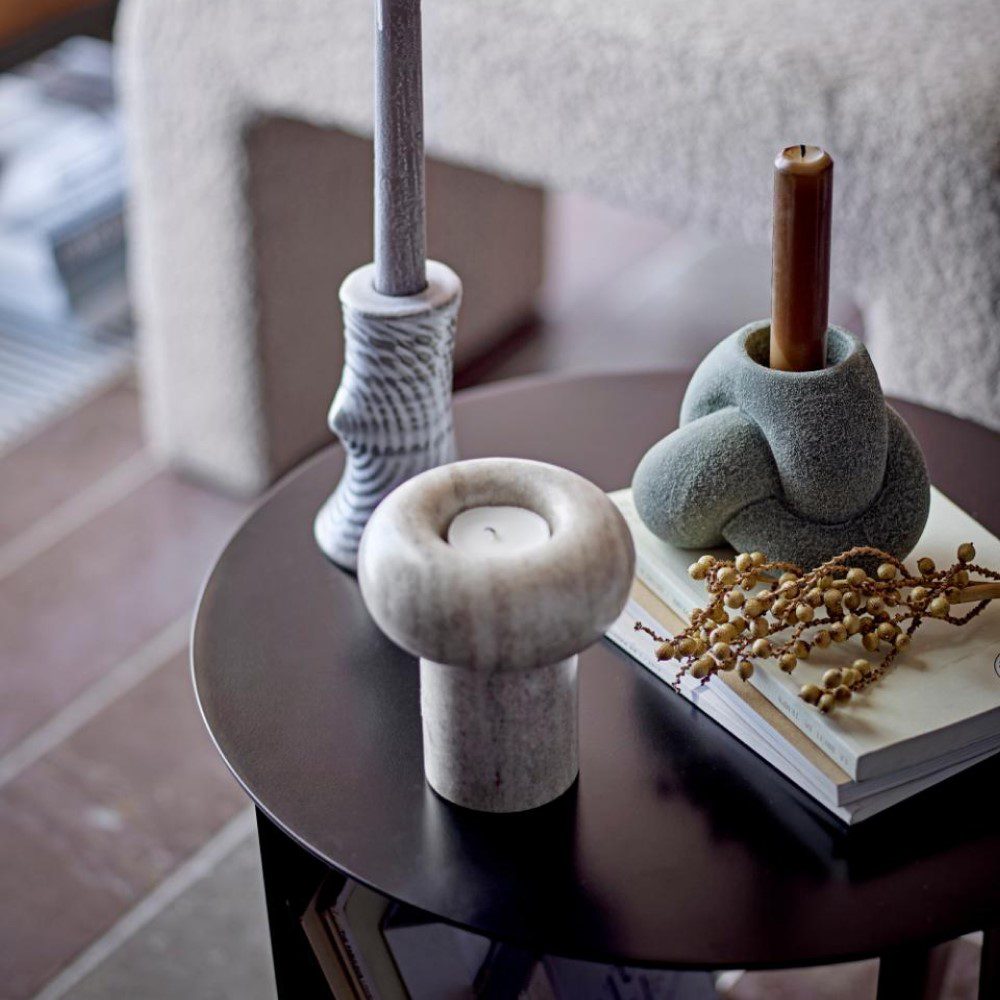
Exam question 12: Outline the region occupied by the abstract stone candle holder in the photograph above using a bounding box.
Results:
[314,261,461,570]
[357,457,635,813]
[632,321,931,568]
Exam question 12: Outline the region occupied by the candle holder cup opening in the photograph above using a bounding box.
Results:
[632,321,931,569]
[358,457,635,812]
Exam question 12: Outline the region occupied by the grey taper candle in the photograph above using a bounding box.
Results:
[374,0,427,296]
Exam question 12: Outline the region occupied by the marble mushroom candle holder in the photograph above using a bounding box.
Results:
[358,457,635,813]
[632,322,931,568]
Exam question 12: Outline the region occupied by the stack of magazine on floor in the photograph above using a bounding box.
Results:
[606,487,1000,825]
[0,37,129,341]
[303,877,716,999]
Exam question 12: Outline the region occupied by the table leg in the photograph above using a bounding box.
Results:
[877,945,932,1000]
[981,926,1000,1000]
[256,807,334,999]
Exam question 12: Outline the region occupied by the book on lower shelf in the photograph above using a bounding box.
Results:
[605,486,1000,825]
[303,876,717,999]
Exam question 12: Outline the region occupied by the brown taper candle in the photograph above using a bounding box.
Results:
[770,144,833,372]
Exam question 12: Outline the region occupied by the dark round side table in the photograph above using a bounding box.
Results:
[192,371,1000,999]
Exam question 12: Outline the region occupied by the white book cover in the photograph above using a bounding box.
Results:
[610,487,1000,781]
[607,589,997,824]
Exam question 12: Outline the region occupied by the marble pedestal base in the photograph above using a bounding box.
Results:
[419,655,579,813]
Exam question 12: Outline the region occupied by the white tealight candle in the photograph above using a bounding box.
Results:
[447,505,550,555]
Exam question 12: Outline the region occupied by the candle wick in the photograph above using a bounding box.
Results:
[799,143,806,158]
[483,526,500,541]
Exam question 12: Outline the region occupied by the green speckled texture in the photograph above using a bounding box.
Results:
[632,321,931,567]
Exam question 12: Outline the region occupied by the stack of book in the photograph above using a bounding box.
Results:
[0,37,128,342]
[303,878,716,999]
[606,487,1000,824]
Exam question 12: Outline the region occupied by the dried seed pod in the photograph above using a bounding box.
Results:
[799,684,823,705]
[877,622,898,641]
[822,668,843,688]
[928,595,950,617]
[778,652,797,672]
[642,543,999,718]
[824,589,843,611]
[711,623,737,644]
[691,655,714,679]
[843,613,862,635]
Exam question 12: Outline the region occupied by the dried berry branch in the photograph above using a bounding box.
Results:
[635,543,999,713]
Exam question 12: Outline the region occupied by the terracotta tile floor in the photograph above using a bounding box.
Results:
[0,377,250,997]
[0,196,983,998]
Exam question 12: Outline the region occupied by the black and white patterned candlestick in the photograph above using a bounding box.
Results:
[315,0,461,570]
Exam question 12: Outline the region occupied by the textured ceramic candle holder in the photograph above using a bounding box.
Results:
[314,260,461,570]
[357,457,635,813]
[632,321,931,568]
